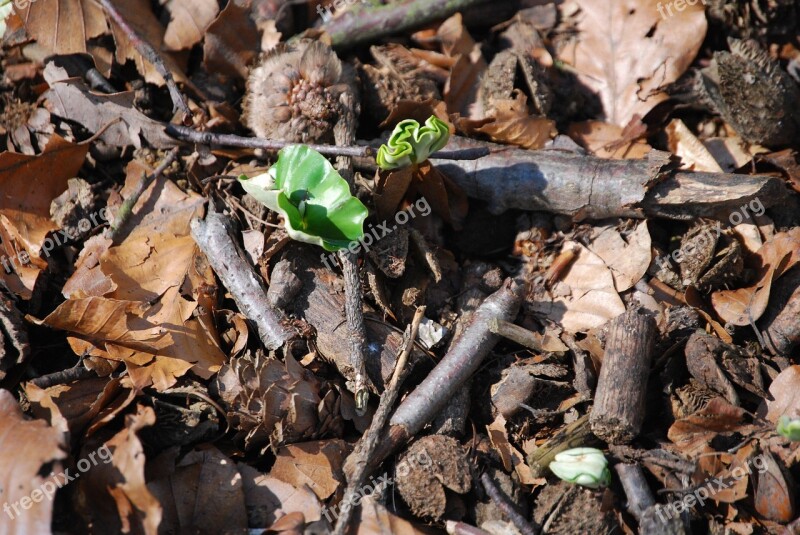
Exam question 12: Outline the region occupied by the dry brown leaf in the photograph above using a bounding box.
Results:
[238,463,322,525]
[712,228,800,325]
[557,0,706,126]
[202,0,261,79]
[530,242,626,332]
[456,92,556,150]
[438,13,487,118]
[0,133,88,297]
[0,389,66,535]
[666,119,724,172]
[486,414,544,486]
[108,0,188,86]
[567,120,651,159]
[43,64,177,149]
[148,447,248,534]
[75,405,161,534]
[355,497,430,535]
[753,451,795,522]
[163,0,219,51]
[270,440,349,500]
[14,0,107,56]
[761,365,800,423]
[667,399,754,458]
[587,221,651,292]
[704,136,754,172]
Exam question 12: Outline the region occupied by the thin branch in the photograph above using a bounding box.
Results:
[164,124,490,160]
[105,147,180,244]
[97,0,191,121]
[480,472,537,535]
[334,307,426,535]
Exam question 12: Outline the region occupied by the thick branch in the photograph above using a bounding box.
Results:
[190,209,292,350]
[320,0,492,48]
[430,137,788,221]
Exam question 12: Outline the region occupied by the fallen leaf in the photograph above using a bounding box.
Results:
[666,119,724,172]
[148,447,248,533]
[270,440,349,500]
[438,13,487,118]
[530,242,626,332]
[163,0,219,51]
[456,92,556,150]
[557,0,706,126]
[202,0,261,79]
[0,389,66,535]
[761,365,800,423]
[587,221,651,292]
[239,463,322,526]
[567,120,652,159]
[753,450,795,522]
[43,63,177,149]
[14,0,107,56]
[712,228,800,325]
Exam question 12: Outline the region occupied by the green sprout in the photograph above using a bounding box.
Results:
[239,145,368,251]
[777,416,800,441]
[376,115,451,170]
[549,447,611,489]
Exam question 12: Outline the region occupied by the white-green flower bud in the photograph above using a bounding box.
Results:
[548,447,610,489]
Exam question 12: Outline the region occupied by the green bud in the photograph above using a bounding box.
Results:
[376,115,451,170]
[549,447,611,489]
[777,416,800,441]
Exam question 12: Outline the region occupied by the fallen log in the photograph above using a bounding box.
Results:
[429,137,788,221]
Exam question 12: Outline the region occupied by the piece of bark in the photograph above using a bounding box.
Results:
[427,136,787,221]
[286,247,419,392]
[615,463,688,535]
[761,267,800,356]
[590,309,657,444]
[190,209,293,350]
[489,318,543,352]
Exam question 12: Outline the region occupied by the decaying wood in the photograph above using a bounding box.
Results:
[615,463,688,535]
[761,267,800,356]
[356,279,523,476]
[190,208,293,350]
[429,136,787,221]
[526,414,597,478]
[590,309,657,444]
[489,318,543,352]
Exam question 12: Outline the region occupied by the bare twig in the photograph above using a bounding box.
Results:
[164,124,491,160]
[334,307,426,535]
[191,208,293,350]
[480,472,537,535]
[29,365,95,389]
[97,0,191,122]
[105,147,180,244]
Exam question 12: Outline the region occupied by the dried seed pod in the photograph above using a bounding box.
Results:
[244,39,357,144]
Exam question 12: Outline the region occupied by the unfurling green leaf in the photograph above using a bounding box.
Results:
[239,145,368,251]
[376,115,451,170]
[778,416,800,441]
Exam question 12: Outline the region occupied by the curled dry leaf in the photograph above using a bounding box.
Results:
[438,13,487,118]
[0,389,66,535]
[567,120,651,159]
[456,92,557,150]
[202,0,262,80]
[557,0,706,127]
[753,450,796,522]
[711,228,800,325]
[529,241,626,332]
[666,118,724,172]
[760,365,800,424]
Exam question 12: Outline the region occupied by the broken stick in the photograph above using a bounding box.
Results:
[191,208,292,350]
[590,309,657,444]
[430,136,787,221]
